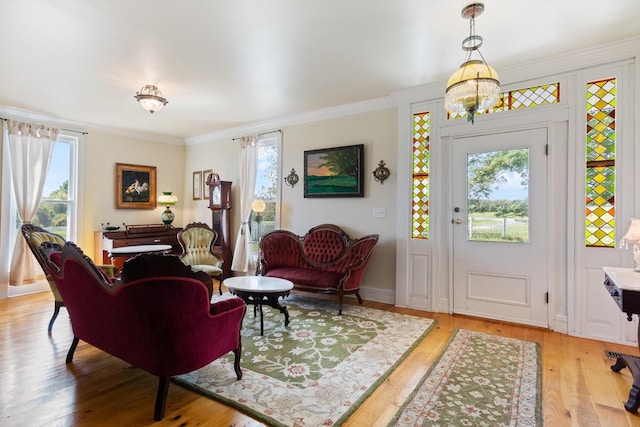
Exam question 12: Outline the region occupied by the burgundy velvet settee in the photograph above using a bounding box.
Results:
[258,224,379,314]
[40,242,246,421]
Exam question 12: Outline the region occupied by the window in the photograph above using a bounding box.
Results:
[251,132,281,243]
[412,112,430,239]
[585,78,616,247]
[1,130,79,290]
[448,83,560,121]
[35,135,78,240]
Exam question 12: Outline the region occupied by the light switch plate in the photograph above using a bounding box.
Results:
[372,207,386,218]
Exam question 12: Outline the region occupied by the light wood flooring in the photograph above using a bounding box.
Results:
[2,289,640,426]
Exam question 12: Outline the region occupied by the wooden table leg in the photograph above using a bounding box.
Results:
[610,352,640,412]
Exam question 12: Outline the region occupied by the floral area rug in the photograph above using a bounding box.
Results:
[389,329,542,427]
[173,294,435,427]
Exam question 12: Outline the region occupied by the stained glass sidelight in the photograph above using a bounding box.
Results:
[412,112,430,239]
[585,78,616,247]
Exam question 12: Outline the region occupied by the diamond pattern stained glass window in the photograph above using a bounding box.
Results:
[586,78,616,247]
[448,83,560,120]
[412,112,430,239]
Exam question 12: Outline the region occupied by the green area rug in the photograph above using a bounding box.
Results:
[389,329,542,427]
[173,295,435,427]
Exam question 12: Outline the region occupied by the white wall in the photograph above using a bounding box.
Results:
[184,108,398,301]
[80,131,185,257]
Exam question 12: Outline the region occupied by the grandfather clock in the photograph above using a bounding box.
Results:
[206,173,232,280]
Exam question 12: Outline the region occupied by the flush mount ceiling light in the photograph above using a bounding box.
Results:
[444,3,500,124]
[134,84,168,114]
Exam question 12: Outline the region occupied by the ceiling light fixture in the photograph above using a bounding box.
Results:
[444,3,500,124]
[134,84,168,114]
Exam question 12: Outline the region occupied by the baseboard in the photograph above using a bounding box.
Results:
[351,286,395,305]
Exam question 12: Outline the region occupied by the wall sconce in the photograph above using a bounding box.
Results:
[284,168,299,188]
[372,160,391,184]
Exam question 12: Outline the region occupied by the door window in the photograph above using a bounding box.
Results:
[467,149,529,243]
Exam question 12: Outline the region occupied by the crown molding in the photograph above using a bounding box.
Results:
[184,96,396,145]
[0,106,87,132]
[0,106,184,145]
[84,124,184,145]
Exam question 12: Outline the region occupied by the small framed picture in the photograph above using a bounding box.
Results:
[202,169,212,200]
[116,163,156,209]
[193,171,203,200]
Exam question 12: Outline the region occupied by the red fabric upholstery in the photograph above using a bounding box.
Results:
[44,242,246,420]
[259,224,378,314]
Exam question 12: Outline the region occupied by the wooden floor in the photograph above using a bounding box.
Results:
[2,290,640,427]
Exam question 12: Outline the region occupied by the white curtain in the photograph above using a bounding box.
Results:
[231,136,258,273]
[7,120,58,285]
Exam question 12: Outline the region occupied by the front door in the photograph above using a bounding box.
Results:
[452,128,549,327]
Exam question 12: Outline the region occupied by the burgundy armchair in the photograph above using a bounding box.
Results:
[40,242,246,421]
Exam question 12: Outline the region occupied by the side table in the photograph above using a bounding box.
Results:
[224,276,294,335]
[603,266,640,412]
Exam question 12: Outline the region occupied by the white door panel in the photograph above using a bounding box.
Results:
[452,128,549,327]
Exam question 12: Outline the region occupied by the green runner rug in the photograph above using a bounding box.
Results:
[174,295,436,427]
[389,328,542,426]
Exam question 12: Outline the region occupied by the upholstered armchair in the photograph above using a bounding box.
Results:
[40,241,246,421]
[21,224,116,332]
[178,222,224,294]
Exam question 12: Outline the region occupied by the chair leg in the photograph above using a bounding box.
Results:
[66,336,79,363]
[47,301,64,333]
[233,343,243,380]
[154,376,170,421]
[355,291,363,305]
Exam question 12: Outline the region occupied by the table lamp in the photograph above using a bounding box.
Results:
[621,218,640,272]
[251,199,266,240]
[158,192,178,225]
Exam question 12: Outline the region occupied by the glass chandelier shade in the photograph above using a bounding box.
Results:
[134,84,168,114]
[444,3,500,124]
[445,59,500,117]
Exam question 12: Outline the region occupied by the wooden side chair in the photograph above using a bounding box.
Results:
[177,222,224,294]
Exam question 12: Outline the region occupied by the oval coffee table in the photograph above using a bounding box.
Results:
[223,276,294,335]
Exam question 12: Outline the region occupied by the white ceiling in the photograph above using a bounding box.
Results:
[1,0,638,142]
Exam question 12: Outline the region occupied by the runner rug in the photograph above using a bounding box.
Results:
[173,295,436,427]
[389,329,542,427]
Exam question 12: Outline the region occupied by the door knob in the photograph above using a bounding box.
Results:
[455,219,462,224]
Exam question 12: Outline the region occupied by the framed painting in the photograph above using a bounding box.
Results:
[116,163,156,209]
[304,144,364,198]
[202,169,212,200]
[193,171,203,200]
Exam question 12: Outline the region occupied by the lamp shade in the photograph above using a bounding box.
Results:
[251,199,266,213]
[621,218,640,245]
[445,60,500,116]
[158,192,177,206]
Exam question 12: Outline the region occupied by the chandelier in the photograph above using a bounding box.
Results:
[134,84,168,114]
[444,3,500,124]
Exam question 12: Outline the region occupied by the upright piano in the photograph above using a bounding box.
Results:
[101,224,182,270]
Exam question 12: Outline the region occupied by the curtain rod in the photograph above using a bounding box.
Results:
[0,117,88,135]
[232,129,282,141]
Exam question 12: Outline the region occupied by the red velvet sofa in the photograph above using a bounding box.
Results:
[258,224,379,314]
[40,242,246,421]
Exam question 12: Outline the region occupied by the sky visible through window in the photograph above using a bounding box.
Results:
[490,171,527,200]
[42,142,69,197]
